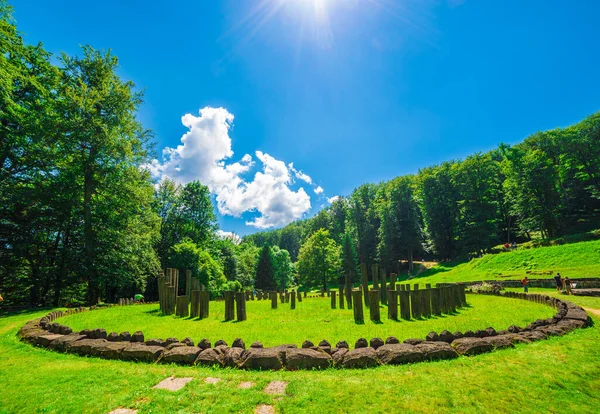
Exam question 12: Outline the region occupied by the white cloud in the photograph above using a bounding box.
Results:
[288,162,313,184]
[146,106,312,229]
[216,230,242,245]
[314,186,324,194]
[327,195,340,203]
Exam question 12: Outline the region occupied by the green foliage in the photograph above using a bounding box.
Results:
[153,179,217,267]
[236,242,260,288]
[169,239,225,298]
[297,229,341,291]
[271,245,294,290]
[223,280,243,292]
[255,245,277,291]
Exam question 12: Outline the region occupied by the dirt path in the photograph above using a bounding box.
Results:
[583,307,600,317]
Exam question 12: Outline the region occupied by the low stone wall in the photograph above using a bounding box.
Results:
[18,292,593,370]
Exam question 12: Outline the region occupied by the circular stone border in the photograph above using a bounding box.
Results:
[18,291,593,370]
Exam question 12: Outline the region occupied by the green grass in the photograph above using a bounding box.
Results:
[414,239,600,285]
[58,295,554,347]
[1,305,599,413]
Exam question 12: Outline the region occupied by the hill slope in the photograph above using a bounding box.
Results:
[412,239,600,285]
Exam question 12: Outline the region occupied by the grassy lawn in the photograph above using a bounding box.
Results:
[58,295,554,347]
[413,239,600,285]
[0,307,599,413]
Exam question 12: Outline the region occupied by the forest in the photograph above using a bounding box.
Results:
[1,2,599,308]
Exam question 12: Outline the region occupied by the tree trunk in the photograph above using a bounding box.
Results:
[84,145,98,305]
[407,248,414,273]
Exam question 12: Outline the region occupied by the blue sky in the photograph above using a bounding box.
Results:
[12,0,600,236]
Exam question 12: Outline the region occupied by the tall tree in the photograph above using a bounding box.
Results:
[340,233,358,305]
[297,229,340,292]
[59,46,160,304]
[255,245,277,291]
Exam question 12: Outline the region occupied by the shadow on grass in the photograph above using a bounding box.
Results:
[0,307,55,318]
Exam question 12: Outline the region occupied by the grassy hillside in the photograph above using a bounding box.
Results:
[413,239,600,285]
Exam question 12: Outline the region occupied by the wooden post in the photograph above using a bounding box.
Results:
[186,270,192,302]
[360,263,369,307]
[410,289,421,319]
[235,292,247,321]
[380,268,387,305]
[425,283,431,289]
[399,290,411,320]
[422,288,432,318]
[190,290,200,318]
[372,264,379,291]
[352,289,364,323]
[369,290,380,322]
[388,290,398,320]
[406,284,411,291]
[271,291,278,309]
[431,288,441,316]
[224,291,235,321]
[389,273,397,292]
[414,283,419,290]
[331,290,337,309]
[297,291,302,303]
[291,290,296,309]
[176,295,189,317]
[459,284,467,307]
[304,291,307,298]
[199,291,209,318]
[338,285,345,309]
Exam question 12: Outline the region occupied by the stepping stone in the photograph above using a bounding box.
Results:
[264,381,288,395]
[238,381,255,389]
[152,376,193,391]
[255,405,275,414]
[204,377,222,384]
[108,409,137,414]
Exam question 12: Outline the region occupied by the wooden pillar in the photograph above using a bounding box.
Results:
[338,285,345,309]
[410,289,421,319]
[369,290,380,322]
[199,291,209,318]
[224,291,235,321]
[389,273,397,292]
[271,291,278,309]
[372,264,379,291]
[432,288,441,316]
[459,284,467,307]
[352,289,364,323]
[388,290,398,320]
[291,291,296,309]
[186,270,192,302]
[380,268,387,305]
[235,292,247,321]
[190,290,200,318]
[297,291,302,302]
[406,284,411,291]
[422,288,432,318]
[414,283,419,290]
[176,296,189,317]
[360,263,369,306]
[399,290,411,320]
[425,283,431,289]
[331,290,337,309]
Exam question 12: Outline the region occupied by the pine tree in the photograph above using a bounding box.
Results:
[255,245,276,291]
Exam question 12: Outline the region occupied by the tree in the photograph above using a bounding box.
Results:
[236,242,260,288]
[255,245,277,291]
[297,229,340,292]
[271,246,294,290]
[341,233,358,305]
[377,176,423,273]
[58,46,160,305]
[347,184,380,280]
[416,162,460,260]
[170,239,226,298]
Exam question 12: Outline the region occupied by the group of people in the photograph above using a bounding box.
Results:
[503,241,518,251]
[520,273,573,294]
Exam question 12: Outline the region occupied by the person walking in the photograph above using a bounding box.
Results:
[521,276,529,293]
[554,273,563,292]
[564,276,572,295]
